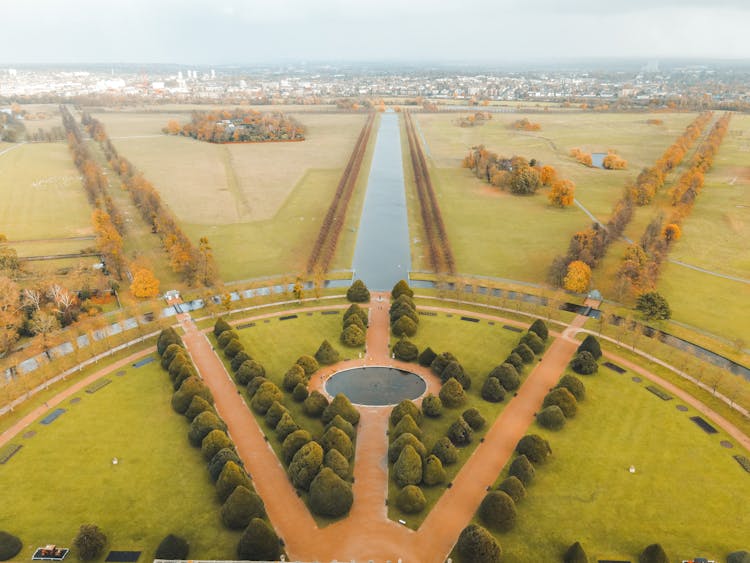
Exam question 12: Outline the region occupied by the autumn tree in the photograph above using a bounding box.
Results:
[130,267,160,298]
[662,223,681,244]
[564,261,591,293]
[548,179,576,207]
[539,165,557,186]
[0,276,22,354]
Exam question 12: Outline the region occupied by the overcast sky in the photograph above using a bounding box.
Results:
[3,0,750,65]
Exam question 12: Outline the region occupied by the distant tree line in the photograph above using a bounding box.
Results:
[164,109,305,143]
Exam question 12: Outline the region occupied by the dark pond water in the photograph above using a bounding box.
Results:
[591,152,607,169]
[325,366,426,406]
[351,111,412,291]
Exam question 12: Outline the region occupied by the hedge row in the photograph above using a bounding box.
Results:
[390,281,418,337]
[341,304,367,347]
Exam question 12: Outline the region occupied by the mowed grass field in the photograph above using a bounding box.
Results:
[93,111,370,280]
[479,364,750,562]
[0,143,93,254]
[412,112,696,281]
[0,359,239,561]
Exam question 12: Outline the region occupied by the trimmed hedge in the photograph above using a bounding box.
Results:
[392,315,417,337]
[513,343,535,364]
[556,374,586,401]
[343,303,368,327]
[250,382,284,414]
[309,467,353,517]
[213,317,232,337]
[325,414,356,440]
[282,364,306,392]
[490,363,520,392]
[418,346,437,367]
[320,426,354,460]
[246,376,268,399]
[508,454,535,486]
[154,534,189,560]
[281,429,313,464]
[516,434,552,464]
[390,399,423,426]
[265,401,288,429]
[528,319,548,341]
[324,448,350,480]
[456,524,502,563]
[505,352,524,371]
[571,351,598,375]
[289,441,324,490]
[391,279,414,299]
[340,324,366,347]
[322,393,360,425]
[439,377,466,408]
[73,524,107,561]
[396,484,427,513]
[520,331,545,354]
[217,330,238,349]
[543,387,578,419]
[303,390,329,418]
[184,395,213,421]
[564,541,589,563]
[497,476,526,504]
[188,411,225,447]
[208,448,242,482]
[223,338,244,359]
[393,338,419,362]
[431,436,458,465]
[315,339,340,365]
[536,405,566,430]
[422,454,446,486]
[577,334,602,359]
[388,433,427,463]
[479,490,517,532]
[236,518,280,561]
[481,377,506,403]
[394,444,423,487]
[201,429,233,460]
[221,485,266,529]
[639,543,669,563]
[462,408,486,430]
[392,414,422,441]
[421,393,443,417]
[296,354,319,376]
[346,279,371,302]
[216,460,252,502]
[236,359,265,385]
[0,532,22,562]
[292,383,309,402]
[275,411,299,441]
[172,376,213,414]
[230,351,251,372]
[447,416,474,446]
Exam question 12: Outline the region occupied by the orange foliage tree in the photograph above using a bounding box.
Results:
[540,165,557,186]
[570,148,593,167]
[564,261,591,293]
[548,179,576,208]
[662,223,681,243]
[130,268,160,298]
[510,118,541,131]
[602,151,627,170]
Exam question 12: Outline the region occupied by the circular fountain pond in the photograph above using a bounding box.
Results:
[324,366,426,406]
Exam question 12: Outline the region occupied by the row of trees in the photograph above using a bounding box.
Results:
[549,112,713,292]
[157,327,282,560]
[456,112,492,127]
[82,112,218,286]
[163,109,305,143]
[510,118,541,131]
[391,281,419,338]
[213,318,358,519]
[614,113,731,297]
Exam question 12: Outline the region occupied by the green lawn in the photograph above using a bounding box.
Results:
[0,359,239,561]
[412,112,696,282]
[474,363,750,562]
[387,311,536,528]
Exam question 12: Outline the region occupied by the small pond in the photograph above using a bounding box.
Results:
[324,366,426,406]
[591,152,607,169]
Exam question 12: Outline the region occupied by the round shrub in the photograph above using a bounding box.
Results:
[173,364,197,391]
[221,485,266,529]
[236,359,265,386]
[281,429,313,464]
[577,334,602,359]
[315,339,340,365]
[439,377,466,408]
[390,399,423,426]
[296,354,319,376]
[556,374,586,401]
[282,364,305,392]
[343,312,366,333]
[292,382,309,402]
[456,523,502,563]
[230,350,251,372]
[322,393,360,425]
[490,363,520,392]
[303,390,329,418]
[223,338,244,359]
[516,434,552,464]
[172,376,213,414]
[320,426,354,460]
[309,467,353,517]
[393,338,419,362]
[431,352,458,376]
[392,315,417,337]
[289,441,324,490]
[421,393,443,417]
[73,524,107,561]
[396,485,426,513]
[497,476,526,504]
[727,551,750,563]
[0,532,22,561]
[213,317,232,337]
[324,448,350,480]
[528,319,549,341]
[390,302,418,325]
[201,429,233,460]
[340,323,366,347]
[388,432,427,463]
[442,361,471,390]
[481,377,506,403]
[251,382,283,415]
[513,343,535,364]
[391,279,414,299]
[639,543,669,563]
[570,351,598,375]
[157,327,182,355]
[520,331,545,354]
[432,436,458,465]
[343,303,368,327]
[564,541,589,563]
[216,460,251,502]
[326,414,356,440]
[154,534,189,560]
[161,343,184,368]
[505,352,524,371]
[462,408,486,430]
[536,405,566,430]
[275,411,300,441]
[346,279,371,302]
[508,454,535,486]
[422,454,446,486]
[208,448,242,482]
[391,293,416,311]
[184,395,213,421]
[188,410,225,447]
[479,490,517,532]
[448,416,474,446]
[168,353,188,379]
[418,346,437,367]
[236,518,280,561]
[264,401,288,429]
[392,414,422,441]
[394,444,423,487]
[543,387,578,419]
[217,329,238,349]
[246,376,268,399]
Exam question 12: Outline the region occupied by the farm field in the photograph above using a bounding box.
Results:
[0,359,239,561]
[480,362,750,562]
[412,112,697,282]
[93,111,371,280]
[0,143,93,251]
